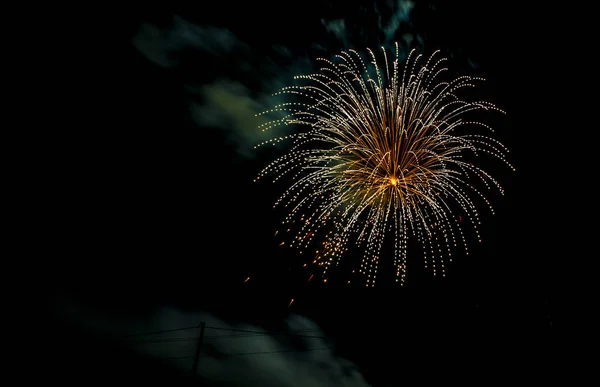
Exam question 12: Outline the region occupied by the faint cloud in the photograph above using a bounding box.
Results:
[188,80,272,158]
[467,58,480,69]
[311,43,327,52]
[376,0,416,45]
[321,18,348,47]
[52,297,372,387]
[131,15,305,159]
[320,0,420,58]
[272,44,292,58]
[133,15,247,68]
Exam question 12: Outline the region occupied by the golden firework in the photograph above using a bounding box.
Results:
[255,44,513,286]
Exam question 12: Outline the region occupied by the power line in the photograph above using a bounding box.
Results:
[124,325,324,341]
[128,331,326,344]
[204,330,321,339]
[163,346,333,360]
[122,324,333,363]
[123,325,200,338]
[129,335,259,344]
[205,325,325,338]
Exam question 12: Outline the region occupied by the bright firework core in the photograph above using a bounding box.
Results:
[255,43,513,287]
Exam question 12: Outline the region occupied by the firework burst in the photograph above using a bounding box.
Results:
[254,43,514,286]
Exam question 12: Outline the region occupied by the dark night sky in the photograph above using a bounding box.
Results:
[43,1,559,385]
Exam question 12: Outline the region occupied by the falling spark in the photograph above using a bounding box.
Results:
[255,44,513,286]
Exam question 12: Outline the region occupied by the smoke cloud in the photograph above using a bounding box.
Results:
[52,297,372,386]
[132,15,305,159]
[130,2,422,160]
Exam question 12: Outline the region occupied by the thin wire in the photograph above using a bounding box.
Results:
[123,325,201,338]
[129,331,326,344]
[163,346,332,359]
[124,325,324,341]
[205,325,325,338]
